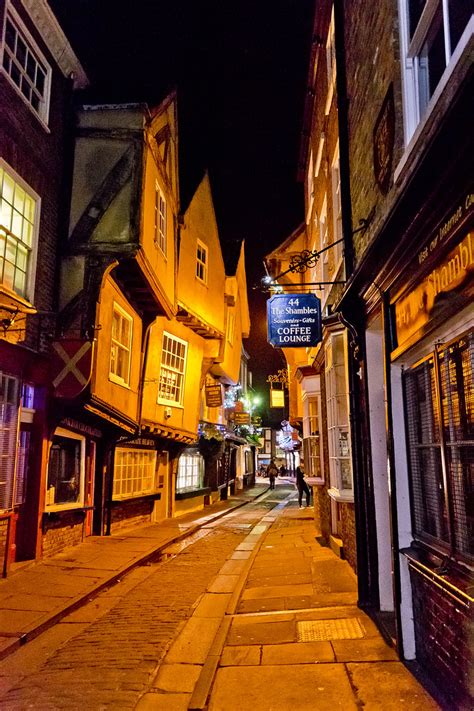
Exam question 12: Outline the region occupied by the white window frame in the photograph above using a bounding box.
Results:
[109,302,133,387]
[154,181,167,255]
[157,331,187,407]
[226,309,235,345]
[397,0,473,145]
[0,159,40,304]
[196,239,208,284]
[330,143,343,275]
[1,3,52,127]
[325,331,353,501]
[113,447,157,500]
[305,150,314,224]
[176,449,204,492]
[325,6,337,116]
[45,427,85,511]
[303,395,323,483]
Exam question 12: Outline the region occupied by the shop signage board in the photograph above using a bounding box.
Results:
[51,339,93,399]
[267,293,322,348]
[234,412,250,424]
[270,389,285,408]
[205,384,223,407]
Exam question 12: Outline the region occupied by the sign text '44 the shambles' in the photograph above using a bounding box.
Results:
[267,294,322,348]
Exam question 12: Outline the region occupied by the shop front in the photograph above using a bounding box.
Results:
[387,199,473,708]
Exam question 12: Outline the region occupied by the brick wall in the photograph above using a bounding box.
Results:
[313,485,331,542]
[111,498,154,533]
[340,502,357,573]
[410,565,473,709]
[343,0,404,265]
[42,512,85,558]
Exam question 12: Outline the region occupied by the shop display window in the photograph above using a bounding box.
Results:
[113,448,157,499]
[46,429,85,509]
[176,449,204,492]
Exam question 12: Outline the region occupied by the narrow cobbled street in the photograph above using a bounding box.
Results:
[0,481,439,710]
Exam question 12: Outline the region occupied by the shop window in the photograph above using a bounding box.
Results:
[113,448,157,499]
[46,429,85,509]
[1,6,51,124]
[325,332,353,498]
[399,0,473,143]
[303,397,322,479]
[196,240,208,283]
[158,332,187,406]
[0,372,19,510]
[177,449,204,492]
[154,183,166,255]
[0,161,38,302]
[109,303,132,386]
[404,330,474,559]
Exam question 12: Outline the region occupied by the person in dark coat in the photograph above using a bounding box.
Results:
[296,462,311,507]
[267,459,278,490]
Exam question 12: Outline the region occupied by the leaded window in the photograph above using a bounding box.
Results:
[177,449,204,492]
[113,448,157,499]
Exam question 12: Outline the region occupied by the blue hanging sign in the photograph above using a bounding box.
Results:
[267,293,322,348]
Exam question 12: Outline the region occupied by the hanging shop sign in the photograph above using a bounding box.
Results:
[270,389,285,408]
[234,412,250,425]
[267,293,322,348]
[205,384,223,408]
[51,339,94,399]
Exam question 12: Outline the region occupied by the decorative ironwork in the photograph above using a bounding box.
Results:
[267,369,289,389]
[289,249,320,273]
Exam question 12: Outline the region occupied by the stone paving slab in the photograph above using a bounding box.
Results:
[165,617,222,664]
[241,582,314,600]
[154,663,202,693]
[135,691,191,711]
[220,645,261,666]
[347,662,441,709]
[227,619,296,646]
[332,637,399,662]
[193,593,232,618]
[208,664,358,711]
[261,640,335,664]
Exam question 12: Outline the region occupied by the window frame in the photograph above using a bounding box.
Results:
[109,302,133,388]
[397,0,473,146]
[325,331,353,501]
[154,181,167,256]
[403,329,474,563]
[45,427,85,511]
[0,159,40,304]
[176,449,204,493]
[157,331,188,407]
[1,3,52,127]
[113,447,158,500]
[196,239,208,284]
[330,142,344,275]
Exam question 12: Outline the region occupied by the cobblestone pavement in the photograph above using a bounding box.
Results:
[0,485,294,710]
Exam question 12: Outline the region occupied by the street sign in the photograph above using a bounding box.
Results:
[267,293,322,348]
[234,412,250,424]
[270,389,285,408]
[51,339,93,399]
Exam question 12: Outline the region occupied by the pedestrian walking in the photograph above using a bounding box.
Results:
[279,464,287,478]
[267,459,278,490]
[296,462,311,507]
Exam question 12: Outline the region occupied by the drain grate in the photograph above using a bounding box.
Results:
[297,617,365,642]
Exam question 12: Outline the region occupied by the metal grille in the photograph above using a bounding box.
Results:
[404,329,474,559]
[297,618,364,642]
[404,357,449,543]
[440,332,474,557]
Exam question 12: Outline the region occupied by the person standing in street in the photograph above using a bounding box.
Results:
[296,462,311,507]
[267,459,278,490]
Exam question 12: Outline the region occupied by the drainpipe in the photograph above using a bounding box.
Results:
[334,0,379,607]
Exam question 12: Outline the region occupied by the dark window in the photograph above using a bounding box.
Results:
[404,330,474,559]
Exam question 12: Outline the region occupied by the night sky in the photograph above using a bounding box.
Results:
[51,0,315,424]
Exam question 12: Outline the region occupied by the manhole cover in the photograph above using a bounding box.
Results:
[297,618,365,642]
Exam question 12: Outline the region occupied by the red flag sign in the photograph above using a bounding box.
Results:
[51,339,93,399]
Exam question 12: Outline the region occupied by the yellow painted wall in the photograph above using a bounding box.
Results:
[142,316,204,436]
[179,174,226,334]
[92,275,141,421]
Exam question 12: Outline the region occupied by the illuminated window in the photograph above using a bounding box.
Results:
[109,303,132,386]
[158,332,187,405]
[0,162,38,300]
[398,0,473,142]
[46,428,85,509]
[226,309,235,345]
[325,332,352,496]
[154,183,166,254]
[113,448,157,499]
[196,240,208,283]
[1,7,51,123]
[330,144,343,272]
[325,7,336,115]
[177,449,204,492]
[0,372,20,511]
[303,397,322,479]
